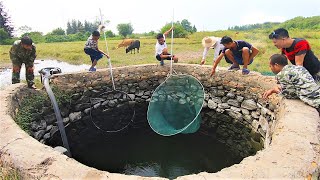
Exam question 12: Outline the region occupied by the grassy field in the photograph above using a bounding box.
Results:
[1,29,320,74]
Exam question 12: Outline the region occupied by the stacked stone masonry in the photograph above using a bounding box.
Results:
[0,64,319,179]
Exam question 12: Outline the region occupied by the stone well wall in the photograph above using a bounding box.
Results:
[1,64,319,179]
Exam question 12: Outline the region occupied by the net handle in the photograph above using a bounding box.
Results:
[99,8,116,90]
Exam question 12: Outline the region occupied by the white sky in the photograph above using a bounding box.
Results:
[2,0,320,35]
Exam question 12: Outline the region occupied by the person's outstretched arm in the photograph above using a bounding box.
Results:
[163,27,174,38]
[210,53,224,76]
[262,86,281,99]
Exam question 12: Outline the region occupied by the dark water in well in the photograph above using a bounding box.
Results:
[71,129,239,179]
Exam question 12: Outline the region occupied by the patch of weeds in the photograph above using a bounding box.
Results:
[0,161,21,180]
[14,87,72,134]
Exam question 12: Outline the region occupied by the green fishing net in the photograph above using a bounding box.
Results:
[147,75,204,136]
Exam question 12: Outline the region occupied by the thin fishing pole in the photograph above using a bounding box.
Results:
[170,9,174,75]
[99,8,116,90]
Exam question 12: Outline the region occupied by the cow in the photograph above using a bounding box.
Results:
[117,39,134,49]
[126,40,140,54]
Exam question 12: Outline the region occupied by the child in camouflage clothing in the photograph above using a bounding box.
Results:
[263,54,320,113]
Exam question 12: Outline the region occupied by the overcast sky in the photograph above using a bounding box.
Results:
[2,0,320,35]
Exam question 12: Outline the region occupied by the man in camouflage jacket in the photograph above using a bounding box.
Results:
[263,54,320,112]
[10,36,37,88]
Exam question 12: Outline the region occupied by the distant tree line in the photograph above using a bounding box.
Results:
[228,16,320,31]
[0,1,14,44]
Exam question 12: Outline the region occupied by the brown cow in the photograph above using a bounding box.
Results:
[117,39,134,49]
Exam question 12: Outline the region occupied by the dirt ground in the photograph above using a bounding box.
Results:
[175,50,203,63]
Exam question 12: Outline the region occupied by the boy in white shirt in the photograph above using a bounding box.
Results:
[155,27,178,66]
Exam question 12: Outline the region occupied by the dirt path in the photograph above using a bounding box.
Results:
[175,50,202,63]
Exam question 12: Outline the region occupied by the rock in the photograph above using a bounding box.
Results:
[251,120,260,131]
[50,126,58,136]
[63,117,70,125]
[230,106,241,112]
[44,114,57,124]
[236,96,244,102]
[74,103,91,112]
[138,80,149,89]
[33,130,46,140]
[69,112,82,122]
[216,108,225,113]
[202,101,208,108]
[216,90,225,97]
[261,107,271,116]
[221,96,228,103]
[136,90,144,97]
[93,103,101,109]
[241,108,250,115]
[226,110,243,120]
[259,115,269,132]
[43,133,51,140]
[211,97,222,104]
[38,120,47,130]
[227,99,240,107]
[108,100,117,107]
[251,111,260,119]
[60,108,69,117]
[208,99,218,109]
[127,94,135,100]
[179,98,187,104]
[30,121,38,131]
[218,103,230,109]
[243,115,253,123]
[46,125,53,132]
[53,146,68,155]
[129,87,136,93]
[204,94,210,101]
[241,99,258,110]
[84,108,91,114]
[226,92,235,98]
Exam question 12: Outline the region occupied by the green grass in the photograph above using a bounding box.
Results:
[1,30,320,74]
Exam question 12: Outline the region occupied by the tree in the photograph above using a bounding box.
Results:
[50,28,65,35]
[18,25,32,35]
[181,19,193,33]
[192,25,197,33]
[77,20,84,33]
[0,1,14,37]
[117,23,134,37]
[66,22,73,34]
[104,30,115,37]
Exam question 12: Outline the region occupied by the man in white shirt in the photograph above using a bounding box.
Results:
[200,36,224,65]
[155,27,178,66]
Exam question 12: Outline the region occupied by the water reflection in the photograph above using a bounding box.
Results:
[0,59,91,90]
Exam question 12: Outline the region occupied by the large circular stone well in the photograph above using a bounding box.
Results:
[0,64,319,179]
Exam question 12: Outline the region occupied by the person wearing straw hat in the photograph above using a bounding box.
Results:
[210,36,259,76]
[84,30,109,72]
[201,36,224,65]
[155,27,179,66]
